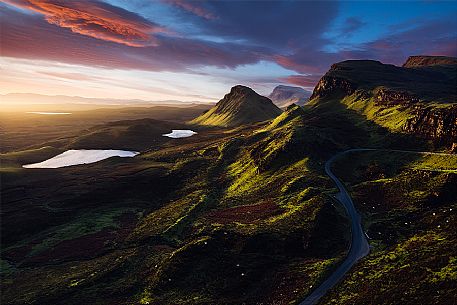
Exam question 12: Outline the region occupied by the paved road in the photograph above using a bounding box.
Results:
[299,148,454,305]
[299,149,370,305]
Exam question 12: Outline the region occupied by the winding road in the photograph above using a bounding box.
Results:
[299,148,454,305]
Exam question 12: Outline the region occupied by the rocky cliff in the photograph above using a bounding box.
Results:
[310,75,356,99]
[403,104,457,146]
[310,57,457,148]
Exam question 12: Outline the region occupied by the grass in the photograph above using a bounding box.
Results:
[2,67,455,305]
[322,148,457,304]
[0,105,210,153]
[191,85,281,127]
[308,60,457,150]
[0,146,63,170]
[341,93,416,132]
[123,103,350,305]
[1,207,141,265]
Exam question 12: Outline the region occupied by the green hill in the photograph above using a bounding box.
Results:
[67,118,184,151]
[191,85,282,127]
[2,57,457,305]
[309,56,457,149]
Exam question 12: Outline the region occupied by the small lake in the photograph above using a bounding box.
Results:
[23,149,139,168]
[163,130,197,138]
[26,112,72,115]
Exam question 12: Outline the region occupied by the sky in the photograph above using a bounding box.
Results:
[1,0,456,104]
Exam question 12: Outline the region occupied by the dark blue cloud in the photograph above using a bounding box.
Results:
[1,3,273,72]
[166,0,339,50]
[2,0,456,91]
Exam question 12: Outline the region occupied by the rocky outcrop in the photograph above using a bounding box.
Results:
[403,55,457,68]
[310,76,356,99]
[375,88,420,105]
[375,88,456,146]
[310,57,456,148]
[403,105,457,146]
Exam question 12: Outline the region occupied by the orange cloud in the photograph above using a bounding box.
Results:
[2,0,168,47]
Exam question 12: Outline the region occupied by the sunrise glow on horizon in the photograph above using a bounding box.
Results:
[1,0,456,105]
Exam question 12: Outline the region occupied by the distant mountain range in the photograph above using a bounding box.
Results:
[191,85,281,127]
[0,93,211,111]
[268,85,311,108]
[2,55,457,305]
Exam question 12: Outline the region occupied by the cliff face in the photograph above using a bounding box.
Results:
[375,88,420,105]
[310,57,457,148]
[403,105,457,146]
[310,75,355,99]
[374,89,456,146]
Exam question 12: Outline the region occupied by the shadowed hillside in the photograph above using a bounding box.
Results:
[1,57,456,305]
[309,56,457,149]
[191,85,282,127]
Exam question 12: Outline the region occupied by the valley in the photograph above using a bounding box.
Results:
[1,56,456,305]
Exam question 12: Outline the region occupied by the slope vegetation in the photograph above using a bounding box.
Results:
[321,150,457,305]
[191,85,281,127]
[309,56,457,149]
[1,104,352,305]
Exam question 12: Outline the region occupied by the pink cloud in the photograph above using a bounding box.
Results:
[3,0,168,47]
[280,74,322,88]
[0,6,261,72]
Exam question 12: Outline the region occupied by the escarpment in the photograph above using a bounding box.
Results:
[310,57,457,149]
[310,76,356,99]
[403,105,457,146]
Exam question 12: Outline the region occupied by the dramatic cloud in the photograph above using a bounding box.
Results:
[167,1,338,49]
[0,5,263,71]
[2,0,168,46]
[274,17,457,75]
[37,71,98,81]
[361,19,457,64]
[280,75,323,89]
[1,0,456,101]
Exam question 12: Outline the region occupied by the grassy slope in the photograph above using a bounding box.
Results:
[1,107,351,305]
[129,106,351,304]
[2,65,455,304]
[191,86,281,127]
[309,60,457,149]
[0,105,210,153]
[320,151,457,304]
[67,118,188,151]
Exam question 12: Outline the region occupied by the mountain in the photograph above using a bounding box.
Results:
[0,93,212,111]
[268,85,311,107]
[191,85,282,127]
[2,58,457,305]
[309,56,457,148]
